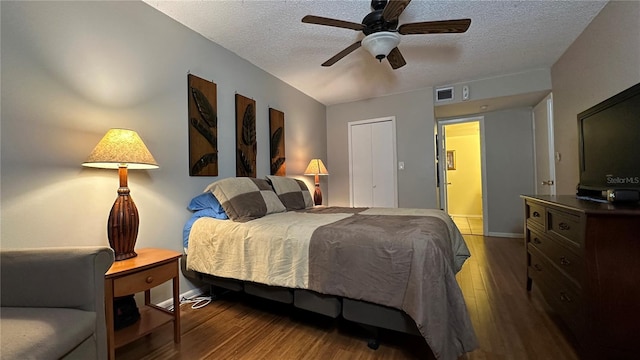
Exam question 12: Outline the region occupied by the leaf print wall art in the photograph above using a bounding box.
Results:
[235,94,256,177]
[269,108,286,176]
[188,74,218,176]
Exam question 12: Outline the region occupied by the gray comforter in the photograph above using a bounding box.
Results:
[308,213,477,359]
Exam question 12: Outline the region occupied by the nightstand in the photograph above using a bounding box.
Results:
[105,248,182,360]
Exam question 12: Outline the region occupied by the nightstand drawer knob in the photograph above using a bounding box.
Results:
[146,276,154,283]
[532,211,541,218]
[560,257,571,266]
[533,238,542,245]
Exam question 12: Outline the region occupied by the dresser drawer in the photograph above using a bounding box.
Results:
[527,229,583,286]
[547,209,581,247]
[526,201,545,228]
[113,261,176,297]
[528,247,584,336]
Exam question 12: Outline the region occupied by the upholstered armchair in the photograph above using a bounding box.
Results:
[1,246,114,359]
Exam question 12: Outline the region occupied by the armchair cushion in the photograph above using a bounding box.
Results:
[1,307,96,359]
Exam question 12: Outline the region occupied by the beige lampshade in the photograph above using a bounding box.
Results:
[82,129,159,169]
[304,159,329,176]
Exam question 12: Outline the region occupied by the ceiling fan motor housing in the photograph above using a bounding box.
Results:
[362,9,399,35]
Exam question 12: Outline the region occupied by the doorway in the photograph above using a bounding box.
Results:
[437,117,486,235]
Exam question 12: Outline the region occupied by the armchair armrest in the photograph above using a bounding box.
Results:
[1,247,114,310]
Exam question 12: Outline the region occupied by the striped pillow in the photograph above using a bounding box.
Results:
[204,177,286,222]
[266,176,314,210]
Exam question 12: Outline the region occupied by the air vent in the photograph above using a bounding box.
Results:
[436,87,454,102]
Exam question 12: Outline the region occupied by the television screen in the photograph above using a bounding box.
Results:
[577,83,640,197]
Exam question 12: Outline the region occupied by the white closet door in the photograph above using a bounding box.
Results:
[349,117,397,208]
[371,120,395,207]
[351,123,373,207]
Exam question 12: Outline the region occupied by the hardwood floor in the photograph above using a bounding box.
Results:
[452,216,484,236]
[116,235,580,359]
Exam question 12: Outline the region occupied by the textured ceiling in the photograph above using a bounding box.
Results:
[143,0,607,106]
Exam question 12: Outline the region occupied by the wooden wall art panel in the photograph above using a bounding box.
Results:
[235,94,256,177]
[269,108,286,176]
[188,74,218,176]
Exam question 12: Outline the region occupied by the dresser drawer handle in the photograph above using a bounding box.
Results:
[534,264,543,272]
[146,276,154,284]
[559,292,572,303]
[559,257,571,266]
[532,211,541,218]
[559,222,571,231]
[533,238,542,245]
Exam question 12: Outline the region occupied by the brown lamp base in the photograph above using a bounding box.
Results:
[114,251,138,262]
[313,184,322,206]
[108,192,139,261]
[108,167,140,261]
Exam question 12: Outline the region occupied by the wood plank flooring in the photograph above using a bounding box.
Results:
[452,216,484,236]
[116,235,580,359]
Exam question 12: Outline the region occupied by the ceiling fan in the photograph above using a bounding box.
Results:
[302,0,471,70]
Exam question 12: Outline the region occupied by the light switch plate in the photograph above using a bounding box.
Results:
[462,85,469,101]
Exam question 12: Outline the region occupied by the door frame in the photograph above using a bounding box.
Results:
[533,93,556,195]
[348,116,398,207]
[437,116,488,235]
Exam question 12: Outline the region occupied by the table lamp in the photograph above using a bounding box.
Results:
[82,129,159,261]
[304,158,329,205]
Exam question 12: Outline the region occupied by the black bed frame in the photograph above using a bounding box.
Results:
[181,254,420,349]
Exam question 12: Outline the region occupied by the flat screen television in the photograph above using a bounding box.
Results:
[576,82,640,201]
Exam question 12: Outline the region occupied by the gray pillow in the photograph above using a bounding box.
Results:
[204,177,286,222]
[266,175,314,210]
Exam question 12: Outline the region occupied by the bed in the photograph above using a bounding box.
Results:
[182,176,478,359]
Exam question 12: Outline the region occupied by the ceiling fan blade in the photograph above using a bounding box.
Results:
[398,19,472,35]
[382,0,412,22]
[321,41,362,67]
[302,15,365,31]
[387,47,406,70]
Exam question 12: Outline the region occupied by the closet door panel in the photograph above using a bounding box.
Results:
[371,120,395,207]
[351,123,373,207]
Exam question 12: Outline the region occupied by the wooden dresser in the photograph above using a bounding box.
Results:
[522,195,640,359]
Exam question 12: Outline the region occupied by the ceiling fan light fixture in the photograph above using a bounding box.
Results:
[361,31,400,61]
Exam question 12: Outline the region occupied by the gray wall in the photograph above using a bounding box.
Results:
[0,1,326,300]
[435,68,552,115]
[551,1,640,194]
[326,89,438,209]
[482,108,535,236]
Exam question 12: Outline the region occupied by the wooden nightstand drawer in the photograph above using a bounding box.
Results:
[113,261,176,297]
[547,209,581,247]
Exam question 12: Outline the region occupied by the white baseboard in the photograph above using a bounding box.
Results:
[486,232,523,238]
[156,286,209,309]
